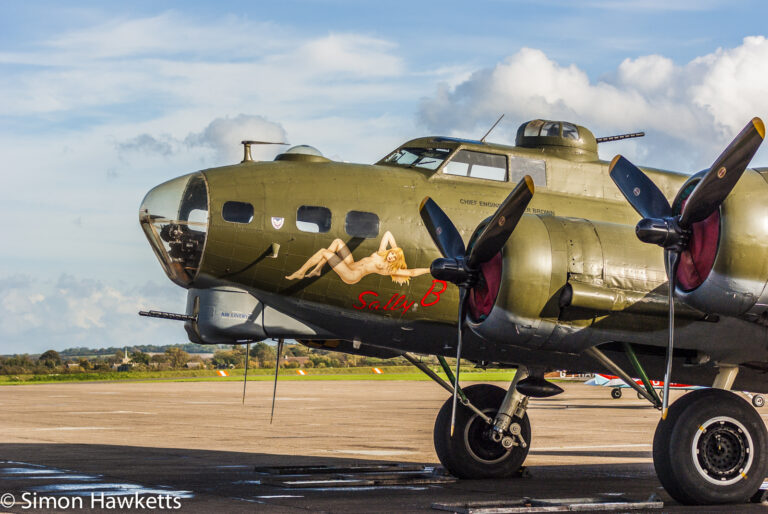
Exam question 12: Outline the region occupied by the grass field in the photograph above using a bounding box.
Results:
[0,366,520,385]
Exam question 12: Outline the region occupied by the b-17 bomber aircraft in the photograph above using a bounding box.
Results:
[139,115,768,505]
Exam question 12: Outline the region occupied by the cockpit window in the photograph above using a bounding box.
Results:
[383,147,451,171]
[562,122,579,140]
[443,150,507,181]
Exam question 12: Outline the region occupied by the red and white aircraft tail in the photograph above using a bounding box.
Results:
[585,373,764,407]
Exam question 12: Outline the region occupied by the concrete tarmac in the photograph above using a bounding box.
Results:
[0,379,765,512]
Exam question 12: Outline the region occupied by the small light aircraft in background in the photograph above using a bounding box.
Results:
[139,114,768,505]
[585,373,765,407]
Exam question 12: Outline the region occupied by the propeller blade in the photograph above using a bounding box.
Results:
[242,342,250,404]
[661,251,681,420]
[679,117,765,227]
[270,338,284,424]
[450,287,468,437]
[609,155,672,219]
[466,176,534,269]
[419,197,466,259]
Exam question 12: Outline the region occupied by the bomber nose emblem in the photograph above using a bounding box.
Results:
[633,187,641,197]
[717,166,727,179]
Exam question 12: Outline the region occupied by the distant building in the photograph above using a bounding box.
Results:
[284,356,310,366]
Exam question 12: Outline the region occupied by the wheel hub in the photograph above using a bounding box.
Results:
[694,417,753,484]
[464,411,510,464]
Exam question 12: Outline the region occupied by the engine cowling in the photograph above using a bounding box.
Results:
[467,214,668,351]
[675,169,768,317]
[469,169,768,353]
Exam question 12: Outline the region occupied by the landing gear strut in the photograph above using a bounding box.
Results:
[434,383,531,478]
[403,353,534,478]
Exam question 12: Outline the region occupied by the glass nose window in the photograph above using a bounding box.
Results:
[139,172,209,286]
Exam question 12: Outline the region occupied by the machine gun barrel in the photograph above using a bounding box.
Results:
[596,132,645,143]
[139,310,196,322]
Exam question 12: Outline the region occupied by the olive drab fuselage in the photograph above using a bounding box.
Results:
[139,121,768,392]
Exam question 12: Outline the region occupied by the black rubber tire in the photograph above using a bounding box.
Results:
[611,388,622,399]
[434,384,530,479]
[653,388,768,505]
[752,395,765,408]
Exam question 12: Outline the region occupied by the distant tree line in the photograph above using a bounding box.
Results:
[58,342,227,358]
[0,342,407,376]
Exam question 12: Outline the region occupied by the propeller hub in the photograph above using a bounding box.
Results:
[635,217,689,252]
[430,257,478,288]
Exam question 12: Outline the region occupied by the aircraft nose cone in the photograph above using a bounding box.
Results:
[139,172,209,287]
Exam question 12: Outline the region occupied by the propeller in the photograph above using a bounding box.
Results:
[420,175,534,435]
[609,117,765,419]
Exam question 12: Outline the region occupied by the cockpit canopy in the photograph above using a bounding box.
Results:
[382,147,451,171]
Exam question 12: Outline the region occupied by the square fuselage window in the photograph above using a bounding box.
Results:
[443,150,507,181]
[345,211,380,238]
[297,206,332,233]
[222,201,254,223]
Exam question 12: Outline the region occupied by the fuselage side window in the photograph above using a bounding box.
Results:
[222,201,254,224]
[297,206,331,233]
[443,150,507,182]
[345,211,380,238]
[509,156,547,186]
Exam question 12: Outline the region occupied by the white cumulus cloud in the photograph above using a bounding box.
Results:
[418,37,768,170]
[0,275,187,354]
[185,114,288,164]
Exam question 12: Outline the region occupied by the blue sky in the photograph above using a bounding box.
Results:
[2,0,768,353]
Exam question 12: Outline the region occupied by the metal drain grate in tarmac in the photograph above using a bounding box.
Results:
[431,496,663,513]
[253,463,457,488]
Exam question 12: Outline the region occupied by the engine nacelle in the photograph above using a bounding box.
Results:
[675,169,768,317]
[469,169,768,353]
[468,213,667,351]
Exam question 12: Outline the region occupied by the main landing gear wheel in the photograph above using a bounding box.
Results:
[434,384,530,479]
[611,388,622,399]
[653,388,768,505]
